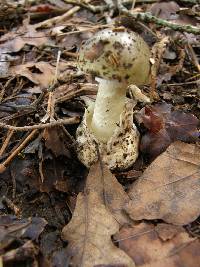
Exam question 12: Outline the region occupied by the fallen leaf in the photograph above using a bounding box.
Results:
[10,61,74,88]
[0,215,30,250]
[149,1,180,20]
[10,61,56,88]
[42,127,71,158]
[40,231,63,258]
[23,217,47,241]
[114,222,200,267]
[155,223,183,241]
[62,192,134,267]
[137,102,199,159]
[39,157,68,193]
[0,216,46,250]
[62,161,134,267]
[0,23,52,53]
[28,4,57,13]
[51,248,71,267]
[2,240,39,264]
[10,157,40,193]
[125,141,200,225]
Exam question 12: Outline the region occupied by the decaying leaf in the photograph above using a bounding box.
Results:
[10,61,75,88]
[86,161,132,225]
[2,240,39,264]
[149,1,180,20]
[42,127,71,158]
[137,102,199,159]
[125,141,200,225]
[62,191,134,267]
[0,22,52,53]
[0,216,47,250]
[23,217,48,241]
[10,61,56,88]
[62,161,134,267]
[0,19,53,77]
[114,222,200,267]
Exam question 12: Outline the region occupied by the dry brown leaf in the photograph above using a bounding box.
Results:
[62,161,134,267]
[137,102,199,160]
[149,1,180,20]
[0,23,52,53]
[114,222,200,267]
[86,161,132,225]
[10,61,74,88]
[125,141,200,225]
[42,127,71,157]
[10,61,55,88]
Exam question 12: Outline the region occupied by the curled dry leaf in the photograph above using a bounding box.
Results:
[62,161,134,267]
[125,141,200,225]
[137,102,199,159]
[10,62,56,88]
[114,222,200,267]
[10,61,75,88]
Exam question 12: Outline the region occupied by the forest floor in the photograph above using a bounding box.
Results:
[0,1,200,267]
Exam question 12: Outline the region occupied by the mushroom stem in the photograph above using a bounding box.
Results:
[91,77,126,142]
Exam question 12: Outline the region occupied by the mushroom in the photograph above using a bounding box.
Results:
[76,28,151,170]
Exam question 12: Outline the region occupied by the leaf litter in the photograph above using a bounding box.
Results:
[114,222,200,267]
[0,0,200,266]
[125,141,200,225]
[62,161,134,267]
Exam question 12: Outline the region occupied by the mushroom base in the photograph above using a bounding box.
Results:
[76,99,140,170]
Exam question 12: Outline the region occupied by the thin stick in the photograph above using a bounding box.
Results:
[62,0,108,12]
[0,130,38,173]
[187,43,200,73]
[63,0,200,35]
[34,0,92,29]
[44,50,61,122]
[0,117,79,131]
[118,4,200,35]
[2,196,20,215]
[131,0,136,9]
[0,129,15,156]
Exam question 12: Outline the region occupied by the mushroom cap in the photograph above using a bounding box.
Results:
[78,28,151,85]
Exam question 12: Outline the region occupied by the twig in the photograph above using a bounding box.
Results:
[118,3,200,35]
[55,84,97,104]
[124,0,198,3]
[131,0,136,9]
[2,196,20,215]
[150,36,170,100]
[0,117,79,131]
[186,43,200,73]
[0,129,15,156]
[177,0,199,4]
[64,0,200,34]
[162,79,200,86]
[34,0,92,28]
[62,0,108,12]
[42,50,61,123]
[0,130,38,173]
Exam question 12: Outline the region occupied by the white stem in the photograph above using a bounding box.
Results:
[90,78,126,142]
